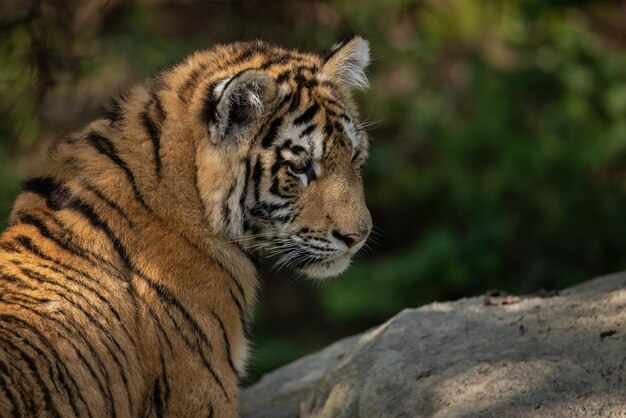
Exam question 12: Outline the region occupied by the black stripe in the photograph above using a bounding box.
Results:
[0,241,19,253]
[178,63,208,103]
[0,272,36,291]
[294,72,318,89]
[259,54,290,70]
[17,267,135,413]
[261,117,283,148]
[23,180,236,401]
[136,269,214,352]
[239,157,251,224]
[229,288,245,333]
[15,224,172,362]
[321,39,347,62]
[277,91,293,109]
[294,103,320,126]
[160,355,171,406]
[0,326,90,418]
[103,95,125,123]
[182,46,273,106]
[288,88,301,112]
[147,294,227,397]
[0,330,67,412]
[252,158,263,203]
[319,79,340,90]
[152,90,166,124]
[17,209,129,286]
[227,48,260,67]
[215,68,249,131]
[81,181,133,226]
[4,321,92,418]
[0,364,22,418]
[269,156,291,199]
[141,108,163,180]
[222,182,237,229]
[200,80,221,124]
[0,298,118,418]
[174,232,248,321]
[21,266,133,363]
[202,70,250,129]
[150,305,174,353]
[300,124,316,137]
[130,270,228,397]
[0,338,51,417]
[257,201,291,211]
[13,213,129,286]
[0,328,61,418]
[0,354,33,416]
[210,311,238,379]
[9,232,144,362]
[15,212,88,260]
[7,262,132,414]
[316,94,345,114]
[153,378,164,418]
[84,133,152,212]
[21,178,136,272]
[23,177,72,212]
[323,118,334,156]
[12,234,120,289]
[207,403,214,418]
[276,71,291,83]
[16,249,136,353]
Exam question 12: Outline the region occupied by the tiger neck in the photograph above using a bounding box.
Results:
[5,110,259,389]
[13,89,258,310]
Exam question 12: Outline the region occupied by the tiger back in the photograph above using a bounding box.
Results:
[0,36,372,417]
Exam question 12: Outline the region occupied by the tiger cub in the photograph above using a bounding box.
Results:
[0,36,372,417]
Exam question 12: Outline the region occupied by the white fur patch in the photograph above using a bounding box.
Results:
[339,39,370,90]
[309,129,325,160]
[323,37,371,90]
[213,76,234,98]
[234,338,251,377]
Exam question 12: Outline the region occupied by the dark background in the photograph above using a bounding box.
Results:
[1,0,625,384]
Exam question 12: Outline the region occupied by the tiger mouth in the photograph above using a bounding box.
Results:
[267,240,355,278]
[291,255,333,269]
[282,247,347,268]
[291,251,353,279]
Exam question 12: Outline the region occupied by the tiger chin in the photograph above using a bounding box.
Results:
[0,36,372,417]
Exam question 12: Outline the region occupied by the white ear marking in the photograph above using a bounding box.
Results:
[322,36,371,90]
[207,70,278,145]
[214,76,234,98]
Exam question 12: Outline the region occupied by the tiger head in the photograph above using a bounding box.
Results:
[192,37,372,279]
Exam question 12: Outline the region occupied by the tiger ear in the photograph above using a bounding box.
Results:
[205,70,279,145]
[320,36,370,90]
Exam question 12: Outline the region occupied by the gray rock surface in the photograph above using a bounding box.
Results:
[241,272,626,417]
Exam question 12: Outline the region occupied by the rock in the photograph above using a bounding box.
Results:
[241,272,626,417]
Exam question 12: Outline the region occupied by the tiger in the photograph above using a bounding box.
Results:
[0,36,372,417]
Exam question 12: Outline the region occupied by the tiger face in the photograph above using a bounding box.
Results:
[247,77,372,279]
[202,37,373,279]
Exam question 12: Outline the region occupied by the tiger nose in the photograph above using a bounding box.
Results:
[332,230,370,248]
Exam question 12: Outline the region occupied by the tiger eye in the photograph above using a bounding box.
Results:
[289,160,309,173]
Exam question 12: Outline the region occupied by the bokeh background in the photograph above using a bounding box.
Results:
[1,0,626,383]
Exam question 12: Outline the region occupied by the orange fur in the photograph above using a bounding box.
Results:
[0,37,371,417]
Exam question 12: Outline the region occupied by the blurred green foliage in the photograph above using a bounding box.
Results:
[1,0,625,382]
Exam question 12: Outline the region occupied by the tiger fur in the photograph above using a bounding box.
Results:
[0,36,372,417]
